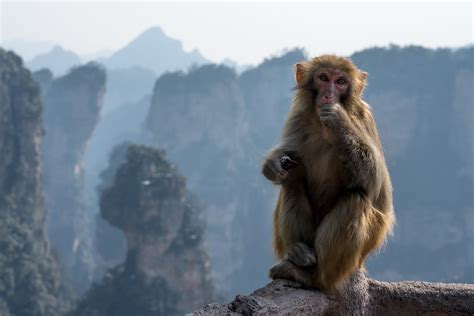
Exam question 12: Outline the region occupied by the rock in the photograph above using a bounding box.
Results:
[191,273,474,315]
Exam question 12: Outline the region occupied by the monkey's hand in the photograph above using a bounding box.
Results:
[286,243,317,268]
[262,155,290,184]
[318,103,349,133]
[280,155,298,171]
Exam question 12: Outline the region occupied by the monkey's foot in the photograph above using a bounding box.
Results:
[286,243,317,268]
[269,259,293,281]
[269,259,314,288]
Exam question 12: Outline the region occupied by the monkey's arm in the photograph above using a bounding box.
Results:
[319,104,384,193]
[262,111,307,185]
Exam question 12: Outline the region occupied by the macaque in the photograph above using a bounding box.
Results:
[262,55,395,291]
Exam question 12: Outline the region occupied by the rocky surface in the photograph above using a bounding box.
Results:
[73,144,214,315]
[192,274,474,315]
[0,49,71,316]
[39,62,106,292]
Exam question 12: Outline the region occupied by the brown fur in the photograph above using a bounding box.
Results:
[263,55,395,291]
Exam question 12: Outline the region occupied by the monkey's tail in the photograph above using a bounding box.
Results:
[314,192,391,291]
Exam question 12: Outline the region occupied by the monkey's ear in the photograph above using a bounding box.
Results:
[295,63,304,84]
[357,71,368,96]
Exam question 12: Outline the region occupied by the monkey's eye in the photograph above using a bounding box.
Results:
[318,74,329,82]
[336,78,347,85]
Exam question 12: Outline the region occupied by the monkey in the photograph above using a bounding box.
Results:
[262,55,395,291]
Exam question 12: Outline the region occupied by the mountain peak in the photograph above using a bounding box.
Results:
[139,26,166,39]
[104,26,209,75]
[27,45,82,76]
[124,26,179,51]
[51,45,67,53]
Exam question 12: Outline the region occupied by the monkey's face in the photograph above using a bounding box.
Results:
[313,68,350,107]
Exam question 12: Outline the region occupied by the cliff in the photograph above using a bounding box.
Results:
[351,46,474,283]
[39,62,106,292]
[0,49,71,316]
[73,144,214,315]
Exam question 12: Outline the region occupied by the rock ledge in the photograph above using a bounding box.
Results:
[191,273,474,315]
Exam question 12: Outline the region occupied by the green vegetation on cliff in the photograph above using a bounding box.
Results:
[0,48,72,316]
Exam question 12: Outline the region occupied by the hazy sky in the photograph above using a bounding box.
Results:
[1,1,473,65]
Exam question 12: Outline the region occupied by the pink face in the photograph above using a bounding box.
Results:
[313,68,350,106]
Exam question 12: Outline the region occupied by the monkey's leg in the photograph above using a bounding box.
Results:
[271,185,317,286]
[314,192,391,290]
[273,183,315,260]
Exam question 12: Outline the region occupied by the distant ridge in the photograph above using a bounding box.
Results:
[103,26,209,74]
[27,45,82,76]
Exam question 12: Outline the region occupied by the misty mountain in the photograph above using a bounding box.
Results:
[37,63,106,293]
[85,95,151,192]
[102,66,155,114]
[12,39,470,306]
[27,45,82,76]
[220,58,251,74]
[103,26,208,75]
[81,49,113,63]
[2,39,54,61]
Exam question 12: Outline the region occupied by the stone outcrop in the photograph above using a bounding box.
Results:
[73,144,214,315]
[0,49,71,316]
[39,62,106,292]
